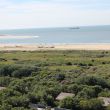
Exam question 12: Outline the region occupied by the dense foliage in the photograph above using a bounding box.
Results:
[0,50,110,109]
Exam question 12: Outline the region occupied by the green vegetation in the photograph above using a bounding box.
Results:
[0,50,110,109]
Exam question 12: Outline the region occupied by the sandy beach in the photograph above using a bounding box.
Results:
[0,44,110,51]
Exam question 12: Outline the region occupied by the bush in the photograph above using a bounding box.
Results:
[0,65,17,77]
[7,96,29,108]
[67,84,81,94]
[78,63,87,67]
[77,76,109,88]
[9,80,31,94]
[0,65,38,78]
[28,93,40,103]
[12,107,29,110]
[78,87,97,99]
[55,74,65,81]
[46,87,61,98]
[0,104,12,110]
[98,91,110,97]
[66,62,72,66]
[0,77,12,86]
[12,67,32,78]
[60,97,80,110]
[106,105,110,110]
[60,97,74,109]
[45,95,54,106]
[79,99,103,110]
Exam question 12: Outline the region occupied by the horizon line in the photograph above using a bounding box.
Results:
[0,24,110,30]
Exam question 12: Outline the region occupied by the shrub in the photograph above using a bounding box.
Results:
[67,84,81,94]
[60,97,74,109]
[66,62,72,66]
[12,67,32,78]
[0,65,17,76]
[76,76,109,88]
[98,91,110,97]
[60,97,80,110]
[55,74,65,81]
[79,99,103,110]
[7,96,29,108]
[0,77,12,86]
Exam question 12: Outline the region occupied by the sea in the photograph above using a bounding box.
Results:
[0,25,110,44]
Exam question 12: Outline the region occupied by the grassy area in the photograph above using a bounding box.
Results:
[0,50,110,109]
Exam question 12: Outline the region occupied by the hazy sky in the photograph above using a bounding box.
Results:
[0,0,110,29]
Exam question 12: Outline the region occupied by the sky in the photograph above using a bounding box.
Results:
[0,0,110,29]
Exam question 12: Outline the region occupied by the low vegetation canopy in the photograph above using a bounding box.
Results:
[0,50,110,110]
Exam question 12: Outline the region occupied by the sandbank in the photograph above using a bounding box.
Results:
[0,35,39,39]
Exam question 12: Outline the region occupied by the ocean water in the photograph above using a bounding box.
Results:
[0,25,110,44]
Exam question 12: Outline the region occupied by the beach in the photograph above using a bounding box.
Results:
[0,44,110,51]
[0,33,110,51]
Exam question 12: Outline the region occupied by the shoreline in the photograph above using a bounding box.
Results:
[1,44,110,51]
[0,35,39,39]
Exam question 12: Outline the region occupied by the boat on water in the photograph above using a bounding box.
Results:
[69,27,80,30]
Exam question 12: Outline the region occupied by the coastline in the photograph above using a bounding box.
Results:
[0,35,39,39]
[1,43,110,51]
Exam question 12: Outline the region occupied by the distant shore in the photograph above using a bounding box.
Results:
[0,44,110,51]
